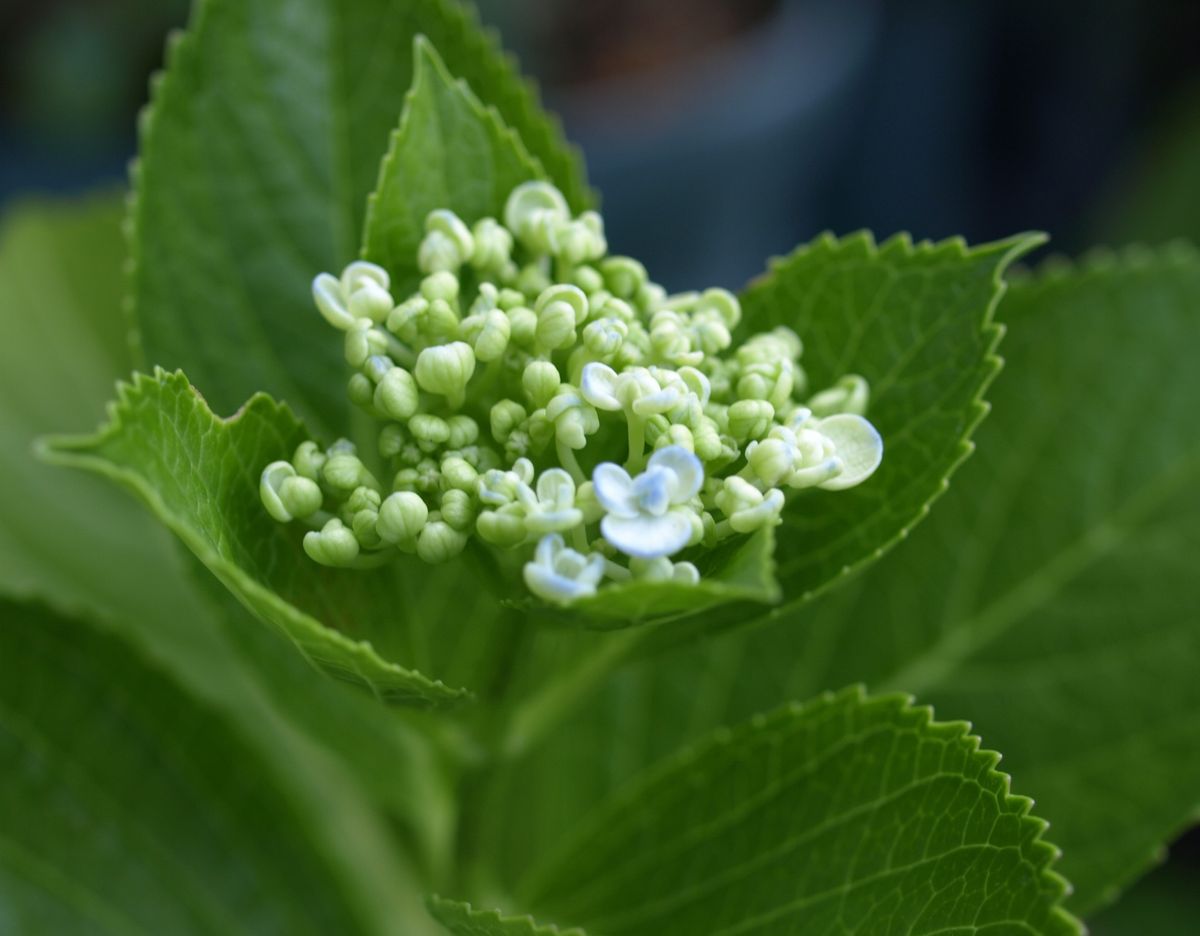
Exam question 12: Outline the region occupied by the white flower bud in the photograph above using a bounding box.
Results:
[419,209,474,273]
[260,461,323,522]
[504,181,570,253]
[341,261,389,295]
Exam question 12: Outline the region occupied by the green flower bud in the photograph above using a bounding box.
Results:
[655,423,695,453]
[439,489,476,531]
[524,408,556,453]
[409,414,451,449]
[346,486,383,548]
[470,217,514,273]
[690,415,724,462]
[261,461,324,522]
[696,287,741,328]
[549,211,606,266]
[522,360,561,408]
[345,320,388,368]
[535,300,577,351]
[496,288,527,310]
[536,284,588,323]
[425,298,461,342]
[807,374,870,417]
[341,260,389,296]
[515,262,552,297]
[313,272,355,330]
[417,519,469,564]
[440,455,479,492]
[379,424,406,459]
[347,372,375,409]
[582,317,628,356]
[575,480,604,524]
[347,280,393,323]
[377,491,429,543]
[490,399,527,443]
[323,452,370,493]
[421,271,460,303]
[738,326,802,365]
[415,342,475,403]
[292,441,326,480]
[418,209,474,273]
[506,306,539,347]
[303,518,360,567]
[374,366,419,420]
[570,264,604,293]
[600,256,647,299]
[476,504,527,547]
[446,415,479,450]
[545,389,600,450]
[386,296,428,343]
[746,437,795,487]
[472,309,511,362]
[504,181,570,253]
[737,360,795,410]
[727,399,775,441]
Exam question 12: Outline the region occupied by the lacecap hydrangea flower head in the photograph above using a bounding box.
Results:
[260,181,883,606]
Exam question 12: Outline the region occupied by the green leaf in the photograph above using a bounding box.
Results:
[131,0,589,439]
[515,688,1079,936]
[0,598,434,935]
[0,196,457,877]
[736,230,1045,620]
[489,246,1200,916]
[41,368,472,708]
[0,195,203,627]
[363,37,545,296]
[428,897,586,936]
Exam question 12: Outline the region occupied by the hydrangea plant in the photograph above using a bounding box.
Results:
[2,2,1198,935]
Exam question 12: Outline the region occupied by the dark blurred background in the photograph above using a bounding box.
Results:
[2,0,1197,927]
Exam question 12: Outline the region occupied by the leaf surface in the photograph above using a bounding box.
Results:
[131,0,589,438]
[0,598,429,935]
[517,688,1079,936]
[363,37,544,295]
[42,368,475,708]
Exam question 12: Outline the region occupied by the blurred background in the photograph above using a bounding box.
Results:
[2,0,1197,928]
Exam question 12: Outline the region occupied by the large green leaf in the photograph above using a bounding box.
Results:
[42,368,474,708]
[511,688,1078,936]
[130,0,589,439]
[0,598,433,935]
[428,897,586,936]
[479,246,1200,917]
[0,196,457,877]
[363,37,544,296]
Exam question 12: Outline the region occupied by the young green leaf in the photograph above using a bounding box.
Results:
[0,598,436,935]
[515,688,1080,936]
[130,0,589,439]
[363,38,545,296]
[428,897,586,936]
[41,368,475,708]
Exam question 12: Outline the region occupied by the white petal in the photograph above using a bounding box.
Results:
[524,563,597,604]
[648,445,704,501]
[631,467,672,516]
[816,414,883,490]
[534,532,564,566]
[592,463,639,518]
[536,467,576,505]
[580,362,622,410]
[601,510,693,558]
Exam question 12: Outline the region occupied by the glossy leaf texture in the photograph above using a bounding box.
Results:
[130,0,589,439]
[505,689,1080,936]
[475,245,1200,919]
[0,599,431,935]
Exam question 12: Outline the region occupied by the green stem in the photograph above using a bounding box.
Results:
[556,439,586,484]
[624,409,647,471]
[500,628,647,759]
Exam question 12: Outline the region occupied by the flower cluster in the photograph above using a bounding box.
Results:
[260,181,883,604]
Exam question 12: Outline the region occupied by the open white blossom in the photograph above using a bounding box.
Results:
[593,445,704,558]
[520,468,585,535]
[523,533,606,604]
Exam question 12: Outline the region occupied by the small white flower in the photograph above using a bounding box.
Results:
[524,533,606,604]
[747,410,883,490]
[580,363,682,416]
[520,468,585,535]
[593,445,704,558]
[477,458,536,506]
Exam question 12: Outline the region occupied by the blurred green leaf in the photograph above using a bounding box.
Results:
[130,0,589,439]
[0,598,435,935]
[428,897,586,936]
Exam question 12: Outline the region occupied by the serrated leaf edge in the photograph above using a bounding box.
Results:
[36,367,470,709]
[518,684,1083,936]
[426,895,588,936]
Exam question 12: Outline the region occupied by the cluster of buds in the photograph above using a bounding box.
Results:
[260,181,883,605]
